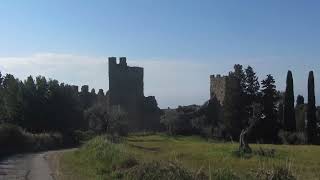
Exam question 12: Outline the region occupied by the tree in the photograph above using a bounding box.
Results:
[107,108,129,136]
[1,74,24,125]
[244,66,261,124]
[80,85,91,110]
[296,95,305,106]
[160,108,180,135]
[233,64,246,91]
[307,71,317,144]
[90,88,97,104]
[90,88,96,95]
[284,71,296,131]
[223,73,242,139]
[260,74,279,143]
[22,76,37,130]
[245,66,260,102]
[233,65,248,129]
[0,72,94,133]
[85,100,109,133]
[239,102,263,153]
[98,89,105,96]
[0,72,5,123]
[34,76,49,131]
[205,97,223,131]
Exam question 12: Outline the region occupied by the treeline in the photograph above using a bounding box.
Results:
[161,65,320,144]
[0,72,105,133]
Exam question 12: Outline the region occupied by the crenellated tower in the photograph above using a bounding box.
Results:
[108,57,160,131]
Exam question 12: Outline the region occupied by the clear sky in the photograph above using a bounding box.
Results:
[0,0,319,108]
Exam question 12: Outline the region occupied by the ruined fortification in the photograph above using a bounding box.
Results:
[108,57,161,131]
[210,74,238,106]
[109,57,143,109]
[210,74,228,105]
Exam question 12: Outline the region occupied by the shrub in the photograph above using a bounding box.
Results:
[233,150,253,159]
[31,132,63,151]
[72,130,96,144]
[74,136,133,178]
[253,163,296,180]
[124,161,206,180]
[278,130,307,145]
[210,168,240,180]
[108,109,129,136]
[0,124,28,155]
[160,108,197,136]
[254,147,276,158]
[0,123,63,156]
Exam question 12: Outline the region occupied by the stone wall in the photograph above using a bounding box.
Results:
[108,57,144,106]
[210,75,228,105]
[108,57,161,131]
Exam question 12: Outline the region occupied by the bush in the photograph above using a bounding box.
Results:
[108,109,129,136]
[278,130,307,145]
[210,168,240,180]
[160,108,198,136]
[72,130,96,144]
[254,147,276,158]
[124,161,207,180]
[0,124,29,155]
[31,132,63,151]
[253,165,296,180]
[0,123,63,157]
[73,136,133,178]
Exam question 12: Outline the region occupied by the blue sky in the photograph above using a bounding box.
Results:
[0,0,319,108]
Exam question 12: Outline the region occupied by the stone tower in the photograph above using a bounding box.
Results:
[108,57,144,106]
[108,57,161,131]
[108,57,144,130]
[210,74,228,105]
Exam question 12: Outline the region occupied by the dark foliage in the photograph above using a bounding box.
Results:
[160,106,201,136]
[0,72,100,134]
[307,71,317,144]
[284,71,296,131]
[278,130,307,145]
[296,95,304,106]
[244,66,260,125]
[0,124,63,157]
[223,67,244,140]
[260,75,279,143]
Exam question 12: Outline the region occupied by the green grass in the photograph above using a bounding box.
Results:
[61,134,320,179]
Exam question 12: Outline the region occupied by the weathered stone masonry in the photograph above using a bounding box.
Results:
[210,74,228,105]
[108,57,161,131]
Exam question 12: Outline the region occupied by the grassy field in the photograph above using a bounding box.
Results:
[60,134,320,179]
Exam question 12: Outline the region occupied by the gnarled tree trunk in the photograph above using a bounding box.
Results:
[239,128,252,153]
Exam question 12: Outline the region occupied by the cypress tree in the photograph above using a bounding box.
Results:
[307,71,317,144]
[284,70,296,131]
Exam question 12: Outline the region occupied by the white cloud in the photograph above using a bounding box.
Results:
[0,53,319,108]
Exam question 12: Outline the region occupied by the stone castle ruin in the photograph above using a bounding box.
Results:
[208,74,239,137]
[210,75,228,106]
[108,57,161,131]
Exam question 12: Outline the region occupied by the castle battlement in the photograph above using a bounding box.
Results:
[107,57,160,131]
[108,56,144,99]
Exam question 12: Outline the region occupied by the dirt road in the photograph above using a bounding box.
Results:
[0,150,69,180]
